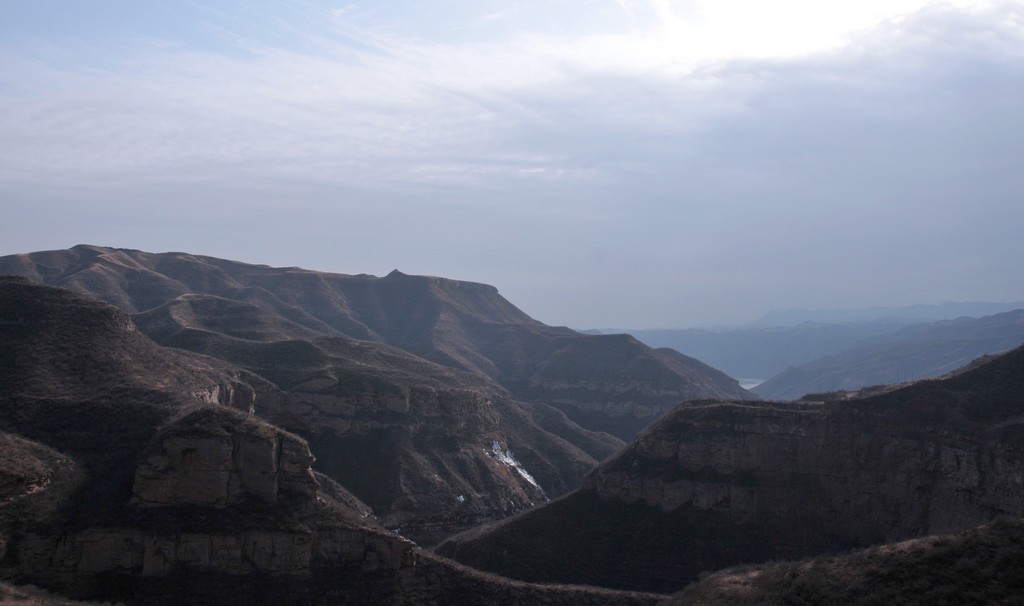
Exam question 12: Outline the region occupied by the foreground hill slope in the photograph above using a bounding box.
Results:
[439,345,1024,593]
[0,277,663,605]
[0,245,753,440]
[668,517,1024,605]
[753,309,1024,399]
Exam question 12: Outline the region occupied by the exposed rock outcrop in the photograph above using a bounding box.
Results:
[0,432,84,567]
[6,405,413,578]
[2,405,659,606]
[588,397,1024,548]
[142,325,584,545]
[133,407,318,506]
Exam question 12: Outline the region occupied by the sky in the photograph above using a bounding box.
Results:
[2,1,1023,328]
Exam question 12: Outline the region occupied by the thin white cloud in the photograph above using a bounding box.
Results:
[3,2,1020,186]
[1,1,1023,326]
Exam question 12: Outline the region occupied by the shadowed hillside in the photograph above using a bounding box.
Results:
[667,517,1024,605]
[439,345,1024,593]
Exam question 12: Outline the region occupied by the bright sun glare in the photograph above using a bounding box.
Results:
[642,0,997,61]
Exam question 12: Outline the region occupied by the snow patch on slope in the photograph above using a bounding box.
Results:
[490,440,546,497]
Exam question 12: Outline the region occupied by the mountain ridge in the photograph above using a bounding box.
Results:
[0,245,753,442]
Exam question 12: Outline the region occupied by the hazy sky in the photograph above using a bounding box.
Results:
[2,1,1023,328]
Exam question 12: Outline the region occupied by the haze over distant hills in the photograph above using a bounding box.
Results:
[599,303,1024,398]
[751,301,1024,327]
[602,320,919,380]
[754,309,1024,400]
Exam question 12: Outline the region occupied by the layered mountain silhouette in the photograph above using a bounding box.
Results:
[1,245,750,439]
[617,319,920,380]
[618,304,1024,387]
[753,309,1024,399]
[438,344,1024,593]
[0,277,664,605]
[0,245,750,545]
[753,301,1024,326]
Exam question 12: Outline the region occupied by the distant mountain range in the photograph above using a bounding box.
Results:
[753,309,1024,399]
[601,320,920,380]
[599,305,1024,399]
[752,301,1024,326]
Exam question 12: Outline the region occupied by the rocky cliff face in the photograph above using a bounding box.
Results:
[132,407,319,506]
[9,406,416,584]
[590,397,1024,551]
[439,346,1024,593]
[0,279,412,592]
[2,396,658,606]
